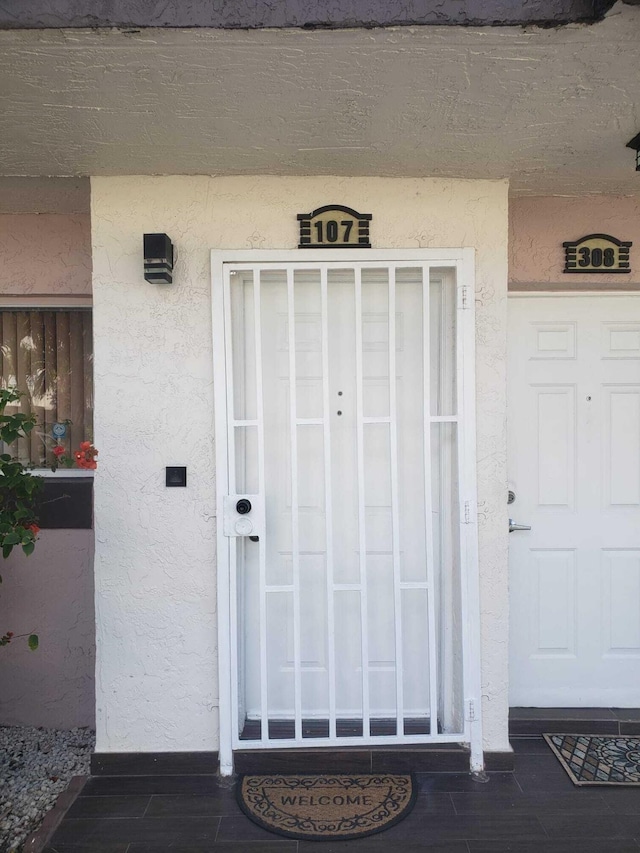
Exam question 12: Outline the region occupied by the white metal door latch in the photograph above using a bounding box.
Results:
[223,495,265,538]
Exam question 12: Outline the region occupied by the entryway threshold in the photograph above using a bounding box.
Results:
[234,744,473,774]
[510,707,640,736]
[92,744,515,776]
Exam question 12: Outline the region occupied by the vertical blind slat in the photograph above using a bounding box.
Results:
[83,312,93,441]
[55,312,71,431]
[43,313,57,464]
[29,312,45,464]
[16,312,30,462]
[69,312,86,454]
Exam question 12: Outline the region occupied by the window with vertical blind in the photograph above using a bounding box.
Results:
[0,309,93,468]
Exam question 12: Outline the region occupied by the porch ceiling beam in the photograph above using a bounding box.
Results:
[0,0,629,30]
[0,5,639,196]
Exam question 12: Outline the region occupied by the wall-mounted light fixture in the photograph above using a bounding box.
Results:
[143,233,174,283]
[627,133,640,172]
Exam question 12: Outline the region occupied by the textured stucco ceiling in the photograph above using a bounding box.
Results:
[0,1,639,195]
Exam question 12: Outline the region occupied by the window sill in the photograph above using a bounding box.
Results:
[29,469,95,479]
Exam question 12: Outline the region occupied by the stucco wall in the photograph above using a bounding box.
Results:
[510,195,640,289]
[0,531,95,728]
[0,213,91,296]
[0,202,95,730]
[91,175,510,755]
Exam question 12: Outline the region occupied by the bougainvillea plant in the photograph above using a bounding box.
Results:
[0,390,99,650]
[0,387,43,651]
[50,440,98,471]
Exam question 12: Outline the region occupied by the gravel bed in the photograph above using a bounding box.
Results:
[0,726,94,853]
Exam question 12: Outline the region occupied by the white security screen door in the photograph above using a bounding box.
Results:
[509,295,640,707]
[212,250,481,772]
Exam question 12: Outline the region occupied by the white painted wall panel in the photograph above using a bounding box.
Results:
[603,550,640,655]
[532,550,576,655]
[536,388,575,508]
[607,389,640,506]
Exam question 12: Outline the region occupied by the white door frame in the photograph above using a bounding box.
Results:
[212,249,483,775]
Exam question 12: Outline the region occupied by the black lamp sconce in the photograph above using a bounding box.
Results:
[627,133,640,172]
[143,233,175,283]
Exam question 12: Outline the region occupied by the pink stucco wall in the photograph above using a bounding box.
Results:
[0,531,95,728]
[510,196,640,289]
[0,213,91,295]
[0,201,94,729]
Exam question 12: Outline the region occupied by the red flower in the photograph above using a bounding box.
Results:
[28,523,40,535]
[52,445,65,457]
[80,441,92,451]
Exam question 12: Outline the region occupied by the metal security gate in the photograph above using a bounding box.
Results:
[212,250,482,774]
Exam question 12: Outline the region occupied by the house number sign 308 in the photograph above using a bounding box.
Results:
[563,233,632,274]
[298,205,372,249]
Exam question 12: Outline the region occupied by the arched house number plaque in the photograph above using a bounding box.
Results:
[298,205,372,249]
[563,233,632,274]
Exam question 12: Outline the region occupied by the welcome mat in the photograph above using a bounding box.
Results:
[544,734,640,785]
[237,773,416,840]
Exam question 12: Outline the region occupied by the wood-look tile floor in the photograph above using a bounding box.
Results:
[45,739,640,853]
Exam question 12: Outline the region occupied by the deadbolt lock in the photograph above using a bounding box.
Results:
[223,495,264,538]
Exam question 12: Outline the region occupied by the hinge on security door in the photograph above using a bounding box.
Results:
[458,284,471,311]
[465,699,477,722]
[459,284,470,309]
[463,500,472,524]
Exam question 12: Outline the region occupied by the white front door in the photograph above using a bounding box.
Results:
[212,250,482,772]
[509,295,640,707]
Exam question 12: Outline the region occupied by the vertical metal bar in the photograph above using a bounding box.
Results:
[354,267,371,737]
[253,273,270,744]
[222,267,240,750]
[422,265,440,737]
[320,266,337,739]
[213,255,233,774]
[456,249,484,771]
[388,267,404,735]
[287,267,303,741]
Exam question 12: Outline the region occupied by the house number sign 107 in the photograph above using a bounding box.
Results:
[298,205,372,249]
[563,233,632,274]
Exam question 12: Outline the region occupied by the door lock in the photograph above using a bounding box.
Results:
[223,495,264,538]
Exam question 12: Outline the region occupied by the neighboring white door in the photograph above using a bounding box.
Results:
[509,295,640,707]
[212,250,482,769]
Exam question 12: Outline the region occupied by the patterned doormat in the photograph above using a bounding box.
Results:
[544,734,640,785]
[237,773,416,840]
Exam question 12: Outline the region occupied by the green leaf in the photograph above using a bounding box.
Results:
[28,634,38,651]
[22,541,35,557]
[4,531,20,546]
[2,544,13,559]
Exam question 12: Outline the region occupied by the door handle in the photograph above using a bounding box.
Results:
[509,518,531,533]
